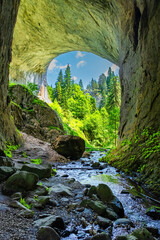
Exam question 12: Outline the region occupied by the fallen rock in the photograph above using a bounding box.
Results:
[0,156,14,167]
[115,236,137,240]
[97,216,113,229]
[11,192,22,200]
[131,228,155,240]
[53,135,85,160]
[81,199,106,216]
[105,208,119,220]
[34,215,65,229]
[0,166,16,181]
[96,184,115,202]
[37,226,60,240]
[146,207,160,220]
[108,197,124,217]
[34,196,50,209]
[82,151,91,158]
[91,162,101,169]
[50,183,72,196]
[2,171,39,195]
[114,218,133,226]
[21,163,52,179]
[91,233,111,240]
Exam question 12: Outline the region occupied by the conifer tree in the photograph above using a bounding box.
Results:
[79,79,84,91]
[64,64,72,98]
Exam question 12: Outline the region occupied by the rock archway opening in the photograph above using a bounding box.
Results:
[0,0,159,149]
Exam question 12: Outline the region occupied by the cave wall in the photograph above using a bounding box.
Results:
[0,0,21,149]
[118,0,160,138]
[0,0,159,149]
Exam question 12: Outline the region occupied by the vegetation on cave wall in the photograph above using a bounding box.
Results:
[100,127,160,196]
[48,65,121,148]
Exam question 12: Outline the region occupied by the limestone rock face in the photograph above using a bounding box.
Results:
[9,84,64,142]
[0,0,21,149]
[10,0,160,140]
[0,0,160,147]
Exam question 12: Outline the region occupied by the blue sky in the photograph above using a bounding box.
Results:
[47,51,119,88]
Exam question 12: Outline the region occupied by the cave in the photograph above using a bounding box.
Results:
[0,0,160,149]
[0,1,160,238]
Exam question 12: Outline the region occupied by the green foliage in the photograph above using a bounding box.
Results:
[47,85,54,102]
[52,168,57,176]
[47,126,62,132]
[48,64,120,148]
[38,182,42,186]
[4,143,20,158]
[20,198,32,209]
[22,152,28,158]
[32,98,46,108]
[26,82,38,95]
[31,158,42,164]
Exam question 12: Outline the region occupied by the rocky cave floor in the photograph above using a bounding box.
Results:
[0,133,159,240]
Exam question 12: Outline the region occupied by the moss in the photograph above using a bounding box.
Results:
[32,98,47,108]
[47,126,61,132]
[100,128,160,197]
[4,142,20,158]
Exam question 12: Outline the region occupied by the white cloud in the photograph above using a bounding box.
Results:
[48,59,58,71]
[71,76,77,81]
[76,51,86,58]
[59,64,68,69]
[77,60,86,68]
[104,64,119,76]
[48,60,71,71]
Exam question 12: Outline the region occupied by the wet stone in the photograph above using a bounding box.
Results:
[114,218,133,226]
[37,226,60,240]
[97,216,113,229]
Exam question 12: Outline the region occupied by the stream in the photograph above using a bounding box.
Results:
[55,151,160,239]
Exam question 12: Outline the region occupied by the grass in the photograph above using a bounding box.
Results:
[4,143,20,158]
[20,198,32,209]
[31,158,42,165]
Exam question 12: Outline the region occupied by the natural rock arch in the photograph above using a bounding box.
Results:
[0,0,160,148]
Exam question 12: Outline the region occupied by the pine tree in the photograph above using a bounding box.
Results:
[106,76,121,146]
[79,79,84,91]
[106,67,115,93]
[64,64,72,98]
[98,73,107,94]
[57,81,62,104]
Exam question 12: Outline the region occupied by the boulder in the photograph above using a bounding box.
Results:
[21,163,52,179]
[115,236,137,240]
[105,208,119,220]
[97,216,113,229]
[81,199,106,216]
[37,226,60,240]
[50,183,72,197]
[91,233,111,240]
[131,228,155,240]
[0,166,16,181]
[114,218,133,226]
[96,184,114,202]
[53,135,85,160]
[34,215,65,229]
[2,171,39,195]
[0,156,14,167]
[108,197,124,217]
[34,196,50,209]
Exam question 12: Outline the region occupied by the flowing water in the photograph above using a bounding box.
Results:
[56,151,160,239]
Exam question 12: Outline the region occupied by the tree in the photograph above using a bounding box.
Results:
[106,67,115,93]
[106,76,121,146]
[57,81,62,104]
[98,73,107,94]
[79,79,84,91]
[64,64,72,98]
